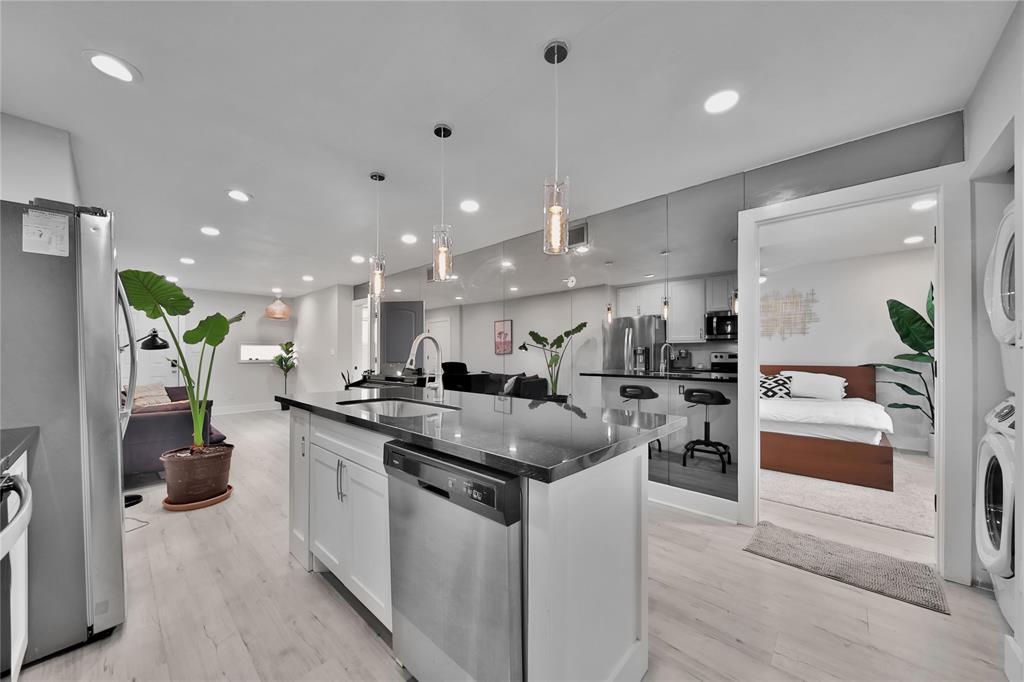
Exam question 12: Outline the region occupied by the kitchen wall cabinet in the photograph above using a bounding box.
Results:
[306,416,393,629]
[667,279,706,343]
[288,408,312,569]
[617,283,664,316]
[705,274,737,312]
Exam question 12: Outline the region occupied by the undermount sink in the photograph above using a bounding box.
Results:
[336,398,459,418]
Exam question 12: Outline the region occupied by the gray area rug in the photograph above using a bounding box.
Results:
[760,450,935,537]
[744,521,949,614]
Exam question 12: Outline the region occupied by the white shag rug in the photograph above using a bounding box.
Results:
[759,451,935,537]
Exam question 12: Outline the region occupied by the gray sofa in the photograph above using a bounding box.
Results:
[122,386,226,475]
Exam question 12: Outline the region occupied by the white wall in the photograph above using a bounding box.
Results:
[292,284,353,394]
[759,249,935,450]
[1,113,80,204]
[432,285,611,407]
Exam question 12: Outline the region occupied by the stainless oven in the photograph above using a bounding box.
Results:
[705,311,738,340]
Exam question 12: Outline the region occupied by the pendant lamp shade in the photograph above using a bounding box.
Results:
[265,296,291,320]
[139,328,170,350]
[431,123,455,282]
[542,40,570,256]
[370,171,386,299]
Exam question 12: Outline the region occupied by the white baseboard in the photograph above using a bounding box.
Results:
[648,481,737,524]
[215,402,280,415]
[1005,635,1022,681]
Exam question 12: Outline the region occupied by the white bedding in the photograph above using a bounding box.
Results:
[760,420,884,445]
[759,397,894,439]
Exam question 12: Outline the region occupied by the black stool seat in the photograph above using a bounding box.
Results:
[619,385,662,459]
[683,388,731,406]
[682,388,732,473]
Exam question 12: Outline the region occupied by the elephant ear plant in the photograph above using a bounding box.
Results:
[870,284,935,432]
[119,269,245,508]
[517,321,588,399]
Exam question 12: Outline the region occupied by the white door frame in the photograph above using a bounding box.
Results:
[738,163,972,584]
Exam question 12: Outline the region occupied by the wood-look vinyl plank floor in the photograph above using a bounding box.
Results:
[21,410,1009,681]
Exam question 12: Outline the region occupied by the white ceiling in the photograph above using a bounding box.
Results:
[760,192,937,272]
[1,1,1012,296]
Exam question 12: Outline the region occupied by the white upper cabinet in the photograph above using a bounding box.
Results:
[617,283,665,317]
[705,274,738,312]
[667,279,706,343]
[617,286,641,317]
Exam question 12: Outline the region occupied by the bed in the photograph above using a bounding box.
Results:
[759,365,894,491]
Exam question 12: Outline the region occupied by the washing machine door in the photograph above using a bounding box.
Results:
[976,431,1015,578]
[984,202,1016,344]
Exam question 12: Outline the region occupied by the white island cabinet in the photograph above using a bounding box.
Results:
[288,409,392,629]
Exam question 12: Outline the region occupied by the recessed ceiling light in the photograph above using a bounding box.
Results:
[904,235,925,245]
[643,273,655,278]
[84,51,140,82]
[759,275,768,284]
[704,89,739,114]
[350,255,366,264]
[455,296,464,300]
[575,245,591,254]
[393,288,403,293]
[271,287,282,294]
[460,199,480,213]
[227,189,251,202]
[911,198,937,212]
[200,226,220,236]
[165,275,179,283]
[179,257,195,265]
[302,275,314,282]
[400,234,418,245]
[501,260,513,268]
[509,287,519,292]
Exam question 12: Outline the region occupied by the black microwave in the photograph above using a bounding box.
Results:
[705,311,737,340]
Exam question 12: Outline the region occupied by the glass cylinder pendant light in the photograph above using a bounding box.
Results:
[606,302,613,324]
[543,40,570,255]
[432,123,454,282]
[369,172,386,300]
[662,297,670,321]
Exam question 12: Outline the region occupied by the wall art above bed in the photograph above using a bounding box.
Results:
[761,288,819,340]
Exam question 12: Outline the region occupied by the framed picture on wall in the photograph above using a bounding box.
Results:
[494,319,513,355]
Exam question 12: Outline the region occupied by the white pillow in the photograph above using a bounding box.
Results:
[781,371,847,400]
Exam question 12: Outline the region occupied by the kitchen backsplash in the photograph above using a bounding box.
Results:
[670,341,738,370]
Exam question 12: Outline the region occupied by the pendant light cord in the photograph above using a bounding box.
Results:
[441,132,446,226]
[375,183,380,256]
[554,50,559,181]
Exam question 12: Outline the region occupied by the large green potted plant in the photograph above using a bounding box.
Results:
[119,270,245,509]
[272,341,297,410]
[517,321,588,402]
[871,284,935,454]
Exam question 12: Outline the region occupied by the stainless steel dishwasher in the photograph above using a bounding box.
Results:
[384,441,523,681]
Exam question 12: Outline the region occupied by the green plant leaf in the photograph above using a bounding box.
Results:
[528,331,549,347]
[888,402,928,414]
[879,381,925,397]
[567,321,588,337]
[119,269,193,319]
[926,283,934,325]
[548,352,560,368]
[893,353,933,363]
[183,311,245,347]
[886,299,934,353]
[868,362,923,376]
[551,334,565,350]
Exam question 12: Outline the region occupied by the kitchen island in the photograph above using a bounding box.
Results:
[277,386,686,681]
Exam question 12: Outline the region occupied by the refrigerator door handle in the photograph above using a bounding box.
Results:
[117,275,138,435]
[624,327,633,372]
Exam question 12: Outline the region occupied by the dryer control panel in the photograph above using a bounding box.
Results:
[986,396,1016,439]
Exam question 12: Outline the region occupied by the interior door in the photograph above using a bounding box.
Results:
[308,444,347,575]
[424,317,452,368]
[380,300,424,371]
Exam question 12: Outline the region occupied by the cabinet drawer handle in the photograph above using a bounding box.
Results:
[339,461,347,501]
[336,459,342,500]
[300,435,305,457]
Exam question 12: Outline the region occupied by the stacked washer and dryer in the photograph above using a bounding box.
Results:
[978,200,1019,630]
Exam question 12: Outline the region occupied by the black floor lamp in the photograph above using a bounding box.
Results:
[122,329,170,508]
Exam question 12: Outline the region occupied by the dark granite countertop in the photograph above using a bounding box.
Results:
[276,387,686,483]
[1,426,38,472]
[580,370,738,384]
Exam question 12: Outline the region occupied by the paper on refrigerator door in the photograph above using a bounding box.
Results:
[22,209,69,256]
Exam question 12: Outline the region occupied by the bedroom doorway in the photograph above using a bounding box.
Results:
[737,164,973,582]
[755,195,937,563]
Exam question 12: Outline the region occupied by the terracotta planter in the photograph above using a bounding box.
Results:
[160,443,234,507]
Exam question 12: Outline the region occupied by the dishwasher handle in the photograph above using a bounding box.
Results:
[384,441,522,526]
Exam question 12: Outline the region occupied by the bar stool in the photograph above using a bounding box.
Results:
[682,388,732,473]
[619,385,662,457]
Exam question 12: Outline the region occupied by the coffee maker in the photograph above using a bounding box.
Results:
[633,346,651,372]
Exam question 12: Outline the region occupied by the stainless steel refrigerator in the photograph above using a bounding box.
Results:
[1,198,134,668]
[602,315,666,372]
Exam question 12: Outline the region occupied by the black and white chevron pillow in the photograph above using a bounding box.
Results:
[759,373,792,399]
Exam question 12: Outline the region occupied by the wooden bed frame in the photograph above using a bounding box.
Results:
[760,365,893,491]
